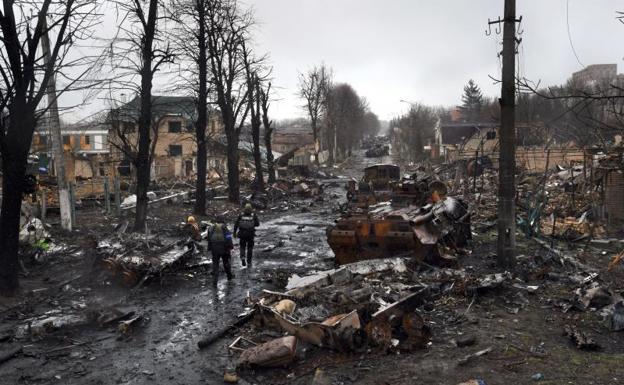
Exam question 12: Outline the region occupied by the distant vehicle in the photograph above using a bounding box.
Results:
[363,164,400,189]
[365,144,389,158]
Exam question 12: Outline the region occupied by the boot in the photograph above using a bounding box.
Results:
[240,249,247,267]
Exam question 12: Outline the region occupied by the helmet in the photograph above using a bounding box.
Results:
[244,203,253,214]
[187,216,197,224]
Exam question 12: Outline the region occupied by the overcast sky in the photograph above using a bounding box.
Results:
[63,0,624,123]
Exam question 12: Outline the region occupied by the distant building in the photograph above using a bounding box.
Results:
[572,64,620,88]
[272,131,314,154]
[108,95,224,179]
[438,122,498,156]
[32,120,111,180]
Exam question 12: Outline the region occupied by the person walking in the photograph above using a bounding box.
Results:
[234,203,260,267]
[208,215,234,286]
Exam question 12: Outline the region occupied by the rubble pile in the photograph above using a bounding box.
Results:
[95,227,200,287]
[228,258,435,370]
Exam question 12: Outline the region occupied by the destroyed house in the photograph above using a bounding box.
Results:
[272,131,315,154]
[439,123,498,148]
[108,95,223,179]
[447,123,584,173]
[32,120,112,179]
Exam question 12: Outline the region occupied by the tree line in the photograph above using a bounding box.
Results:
[298,64,380,164]
[388,75,624,163]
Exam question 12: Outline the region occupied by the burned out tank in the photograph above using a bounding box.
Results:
[328,184,471,266]
[346,164,431,210]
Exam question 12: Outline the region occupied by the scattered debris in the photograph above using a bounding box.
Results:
[563,324,600,350]
[457,380,487,385]
[457,346,493,366]
[237,336,297,368]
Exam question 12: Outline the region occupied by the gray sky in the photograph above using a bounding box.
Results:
[248,0,624,120]
[63,0,624,123]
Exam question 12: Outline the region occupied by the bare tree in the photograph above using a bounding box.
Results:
[259,80,275,184]
[204,0,252,203]
[0,0,99,295]
[171,0,212,215]
[110,0,174,231]
[299,64,332,165]
[241,40,269,192]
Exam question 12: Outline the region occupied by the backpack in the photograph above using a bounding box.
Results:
[209,224,230,254]
[210,224,225,242]
[238,215,256,231]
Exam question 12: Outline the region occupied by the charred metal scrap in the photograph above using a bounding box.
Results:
[238,257,432,360]
[96,234,198,287]
[328,192,470,266]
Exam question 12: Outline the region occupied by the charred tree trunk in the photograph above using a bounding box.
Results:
[252,122,264,191]
[225,127,240,203]
[0,101,35,295]
[133,0,158,232]
[194,3,208,215]
[250,79,264,192]
[311,117,319,165]
[0,158,23,295]
[264,128,275,184]
[260,81,275,184]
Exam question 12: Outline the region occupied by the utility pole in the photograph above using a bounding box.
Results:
[497,0,517,267]
[42,18,73,231]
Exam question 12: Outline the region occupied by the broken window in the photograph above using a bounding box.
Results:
[168,121,182,133]
[63,135,70,145]
[84,135,91,145]
[169,144,183,156]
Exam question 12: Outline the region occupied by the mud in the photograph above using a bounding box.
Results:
[3,150,624,385]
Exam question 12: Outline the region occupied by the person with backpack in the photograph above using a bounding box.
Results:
[208,215,234,286]
[234,203,260,267]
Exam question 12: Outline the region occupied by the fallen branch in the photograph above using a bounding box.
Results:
[197,310,255,350]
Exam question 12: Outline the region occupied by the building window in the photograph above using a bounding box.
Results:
[84,135,91,145]
[168,121,182,133]
[169,144,183,156]
[186,123,194,132]
[63,135,70,145]
[40,135,48,145]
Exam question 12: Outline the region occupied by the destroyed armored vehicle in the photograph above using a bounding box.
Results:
[365,144,390,158]
[329,187,471,266]
[346,165,400,209]
[346,165,431,209]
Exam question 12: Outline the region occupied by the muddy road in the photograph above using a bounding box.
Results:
[0,157,365,385]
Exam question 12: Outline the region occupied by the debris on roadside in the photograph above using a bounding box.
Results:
[237,336,297,368]
[563,324,600,351]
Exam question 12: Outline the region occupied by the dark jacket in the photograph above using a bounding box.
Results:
[234,213,260,239]
[208,223,233,255]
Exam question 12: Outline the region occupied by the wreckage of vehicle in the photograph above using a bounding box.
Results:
[328,180,471,266]
[346,164,433,210]
[214,257,434,371]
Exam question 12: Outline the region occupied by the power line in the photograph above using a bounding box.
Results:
[566,0,585,68]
